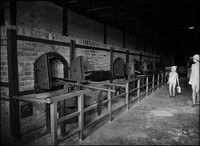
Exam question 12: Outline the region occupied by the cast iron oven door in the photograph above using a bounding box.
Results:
[34,52,68,92]
[113,57,126,79]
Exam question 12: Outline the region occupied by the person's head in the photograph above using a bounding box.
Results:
[171,66,177,72]
[192,54,199,63]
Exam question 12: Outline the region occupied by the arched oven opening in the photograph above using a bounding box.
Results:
[113,57,126,79]
[34,52,68,93]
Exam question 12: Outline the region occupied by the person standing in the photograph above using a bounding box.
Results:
[189,54,199,107]
[167,66,179,98]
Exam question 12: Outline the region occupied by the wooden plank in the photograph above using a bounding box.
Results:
[112,92,127,101]
[75,44,109,52]
[55,78,116,92]
[123,32,126,48]
[58,111,80,124]
[50,89,91,103]
[7,27,21,139]
[110,47,114,83]
[78,94,84,140]
[84,99,109,113]
[137,79,140,102]
[152,75,155,92]
[139,53,142,72]
[161,73,164,85]
[129,87,139,93]
[108,87,112,122]
[125,82,129,110]
[59,99,65,136]
[67,82,115,92]
[50,102,58,145]
[14,89,91,104]
[14,88,69,100]
[146,76,149,97]
[14,96,50,103]
[70,40,75,62]
[62,6,68,36]
[87,81,126,87]
[104,24,107,44]
[17,35,70,47]
[157,74,160,89]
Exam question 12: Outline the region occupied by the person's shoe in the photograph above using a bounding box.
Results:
[196,102,199,105]
[191,104,196,107]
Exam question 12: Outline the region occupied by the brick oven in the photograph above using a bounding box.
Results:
[34,52,68,93]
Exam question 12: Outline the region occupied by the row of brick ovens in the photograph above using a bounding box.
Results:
[14,48,161,143]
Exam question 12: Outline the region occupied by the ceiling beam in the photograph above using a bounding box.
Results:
[86,6,112,12]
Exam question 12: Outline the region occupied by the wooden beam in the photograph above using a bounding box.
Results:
[86,6,112,12]
[123,32,126,48]
[50,102,58,145]
[17,35,70,47]
[104,24,107,44]
[55,79,116,92]
[50,89,91,103]
[7,26,21,139]
[70,40,76,62]
[78,94,84,140]
[110,47,114,83]
[62,6,68,36]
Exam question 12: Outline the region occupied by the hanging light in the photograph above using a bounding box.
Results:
[188,26,195,29]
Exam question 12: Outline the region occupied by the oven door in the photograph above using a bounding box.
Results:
[34,54,52,90]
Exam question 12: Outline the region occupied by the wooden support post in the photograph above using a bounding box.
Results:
[7,27,20,138]
[123,32,126,48]
[50,102,58,146]
[108,87,112,122]
[59,100,65,136]
[78,94,84,141]
[146,76,149,97]
[137,79,140,102]
[161,73,164,86]
[70,40,75,62]
[139,53,142,72]
[125,82,129,110]
[62,6,68,36]
[110,47,114,83]
[152,75,155,92]
[104,24,107,44]
[157,74,160,89]
[126,50,129,80]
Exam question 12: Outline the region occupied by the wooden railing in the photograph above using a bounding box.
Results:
[14,71,165,145]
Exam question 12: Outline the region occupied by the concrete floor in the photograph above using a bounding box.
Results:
[72,77,199,145]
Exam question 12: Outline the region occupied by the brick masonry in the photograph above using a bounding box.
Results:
[68,11,104,43]
[0,25,10,135]
[0,26,8,83]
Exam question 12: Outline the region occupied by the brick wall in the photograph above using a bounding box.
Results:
[125,33,137,51]
[68,11,104,43]
[1,26,8,82]
[0,87,10,135]
[0,24,10,136]
[17,1,63,34]
[75,39,110,71]
[106,26,123,48]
